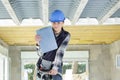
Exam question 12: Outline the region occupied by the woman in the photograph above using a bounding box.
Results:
[35,10,71,80]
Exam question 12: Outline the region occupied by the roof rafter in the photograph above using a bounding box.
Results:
[71,0,88,25]
[41,0,49,26]
[1,0,21,25]
[98,0,120,24]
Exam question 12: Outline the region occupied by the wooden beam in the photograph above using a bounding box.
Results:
[0,26,120,45]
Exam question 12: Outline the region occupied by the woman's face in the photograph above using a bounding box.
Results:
[52,22,64,33]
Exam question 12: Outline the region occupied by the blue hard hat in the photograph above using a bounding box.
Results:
[49,10,65,22]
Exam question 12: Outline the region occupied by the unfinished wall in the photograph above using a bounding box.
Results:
[68,44,111,80]
[1,40,119,80]
[0,39,9,80]
[90,45,111,80]
[110,40,120,80]
[9,46,21,80]
[0,39,8,56]
[0,40,21,80]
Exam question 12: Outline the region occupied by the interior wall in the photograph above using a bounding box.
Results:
[67,44,111,80]
[1,39,120,80]
[9,46,21,80]
[0,39,9,80]
[0,39,8,56]
[110,40,120,80]
[90,45,111,80]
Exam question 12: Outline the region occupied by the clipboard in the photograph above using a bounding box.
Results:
[36,26,58,53]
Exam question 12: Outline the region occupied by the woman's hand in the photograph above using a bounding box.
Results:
[48,69,58,75]
[35,35,41,44]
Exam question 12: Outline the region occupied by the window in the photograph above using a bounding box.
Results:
[63,62,72,74]
[63,51,89,80]
[116,55,120,68]
[21,51,89,80]
[0,53,8,80]
[77,62,86,74]
[0,57,4,80]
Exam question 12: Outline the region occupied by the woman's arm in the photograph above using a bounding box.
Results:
[52,33,71,72]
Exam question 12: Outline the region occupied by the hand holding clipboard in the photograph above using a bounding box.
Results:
[35,26,58,53]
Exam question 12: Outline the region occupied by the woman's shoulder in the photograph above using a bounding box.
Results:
[62,28,70,35]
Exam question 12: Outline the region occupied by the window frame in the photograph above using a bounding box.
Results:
[116,55,120,69]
